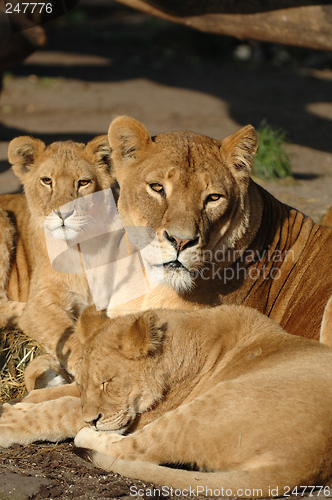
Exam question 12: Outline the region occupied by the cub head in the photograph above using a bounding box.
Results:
[108,116,258,294]
[75,306,165,433]
[8,135,114,240]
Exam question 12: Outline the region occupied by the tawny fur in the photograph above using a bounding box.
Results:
[320,295,332,346]
[71,306,332,495]
[3,306,332,497]
[24,353,73,392]
[2,117,332,390]
[106,116,332,340]
[321,206,332,226]
[0,136,115,382]
[2,118,332,497]
[0,205,27,327]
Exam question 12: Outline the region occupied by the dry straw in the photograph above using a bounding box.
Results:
[0,328,43,403]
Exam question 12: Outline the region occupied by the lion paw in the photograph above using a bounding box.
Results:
[74,427,124,455]
[0,402,31,448]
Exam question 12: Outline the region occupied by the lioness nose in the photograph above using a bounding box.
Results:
[164,231,199,252]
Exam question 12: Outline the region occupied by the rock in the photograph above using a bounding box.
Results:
[0,472,51,500]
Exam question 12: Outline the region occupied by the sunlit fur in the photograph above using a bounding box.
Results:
[106,116,332,344]
[0,135,115,380]
[3,306,332,498]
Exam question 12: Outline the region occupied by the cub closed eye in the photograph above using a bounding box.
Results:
[206,193,223,203]
[78,179,91,188]
[150,183,165,195]
[41,177,52,186]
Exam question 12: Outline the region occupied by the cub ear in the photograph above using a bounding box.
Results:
[8,136,46,180]
[108,115,152,164]
[85,135,113,173]
[76,305,110,343]
[220,125,258,177]
[120,311,164,359]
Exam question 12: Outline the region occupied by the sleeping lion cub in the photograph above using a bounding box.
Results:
[2,305,332,497]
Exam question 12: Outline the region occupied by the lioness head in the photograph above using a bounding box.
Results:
[75,306,165,433]
[108,116,259,293]
[8,136,114,240]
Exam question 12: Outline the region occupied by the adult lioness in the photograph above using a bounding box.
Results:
[2,305,332,497]
[321,206,332,226]
[0,136,114,379]
[106,116,332,340]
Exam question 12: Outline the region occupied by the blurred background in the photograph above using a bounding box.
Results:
[0,0,332,220]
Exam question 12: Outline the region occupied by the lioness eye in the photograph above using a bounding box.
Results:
[78,179,91,188]
[41,177,52,186]
[150,183,165,195]
[206,193,222,203]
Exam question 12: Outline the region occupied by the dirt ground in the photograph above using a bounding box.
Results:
[1,2,332,499]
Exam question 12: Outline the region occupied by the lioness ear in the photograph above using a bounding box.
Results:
[8,136,46,180]
[108,115,152,164]
[76,305,110,343]
[220,125,258,176]
[85,135,113,174]
[120,311,164,359]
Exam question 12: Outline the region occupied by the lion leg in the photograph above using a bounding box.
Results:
[0,396,85,447]
[320,295,332,347]
[21,382,80,404]
[74,429,294,499]
[74,414,327,499]
[7,382,80,405]
[24,353,74,392]
[0,207,26,328]
[76,447,287,498]
[0,396,85,448]
[74,384,328,496]
[18,289,83,376]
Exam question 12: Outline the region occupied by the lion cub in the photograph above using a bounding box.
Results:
[2,305,332,497]
[0,136,114,384]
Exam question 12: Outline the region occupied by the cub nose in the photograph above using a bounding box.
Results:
[86,413,102,428]
[164,231,199,252]
[54,209,74,221]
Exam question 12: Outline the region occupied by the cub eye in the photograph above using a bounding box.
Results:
[78,179,91,188]
[206,193,223,203]
[102,381,108,391]
[41,177,52,186]
[150,183,165,195]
